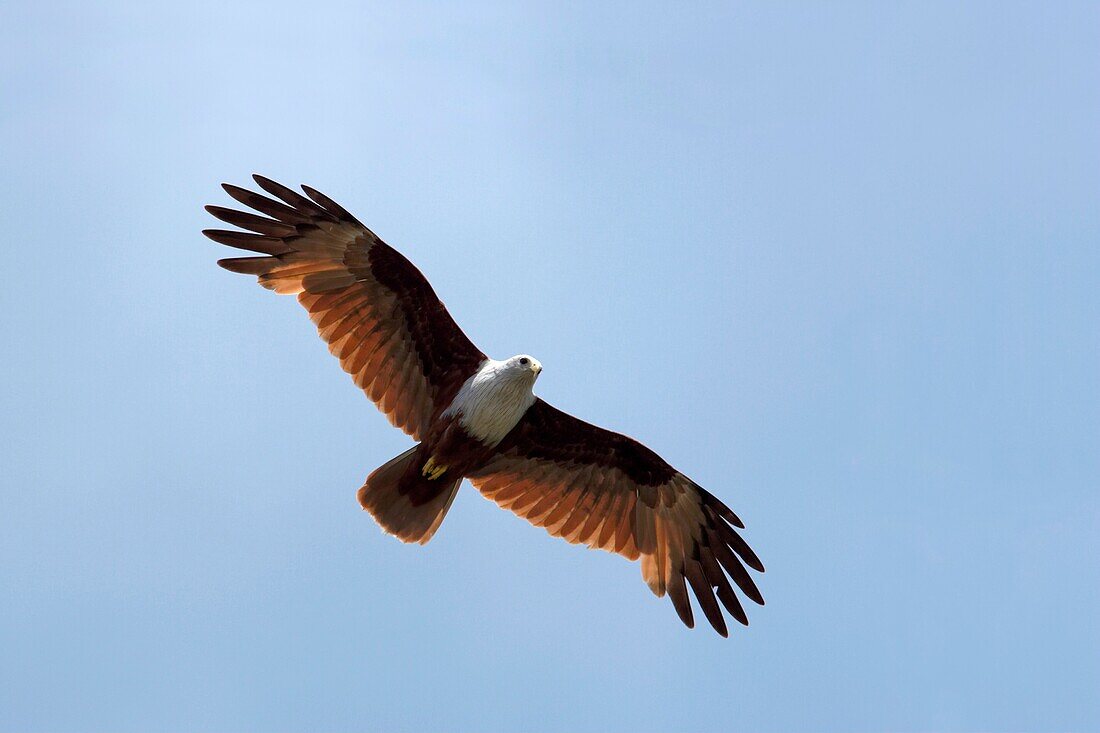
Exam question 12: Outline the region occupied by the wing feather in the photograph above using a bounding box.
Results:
[205,206,298,237]
[205,176,486,439]
[468,398,764,635]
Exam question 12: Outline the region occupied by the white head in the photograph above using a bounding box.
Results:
[443,353,543,444]
[499,354,543,383]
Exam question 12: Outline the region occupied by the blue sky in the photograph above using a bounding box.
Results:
[2,2,1098,731]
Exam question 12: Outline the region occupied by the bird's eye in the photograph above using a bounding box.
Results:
[519,358,529,365]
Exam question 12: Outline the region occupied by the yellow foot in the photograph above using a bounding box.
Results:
[421,457,448,480]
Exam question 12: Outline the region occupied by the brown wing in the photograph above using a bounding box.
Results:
[204,175,486,440]
[467,399,764,636]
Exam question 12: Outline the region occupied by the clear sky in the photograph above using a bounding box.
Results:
[1,2,1098,731]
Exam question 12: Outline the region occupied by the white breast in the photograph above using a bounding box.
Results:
[442,359,536,446]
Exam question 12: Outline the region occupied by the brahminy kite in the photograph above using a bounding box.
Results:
[203,176,764,636]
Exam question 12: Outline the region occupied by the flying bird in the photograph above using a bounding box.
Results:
[203,176,764,636]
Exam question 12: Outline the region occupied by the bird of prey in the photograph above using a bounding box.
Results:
[203,176,764,636]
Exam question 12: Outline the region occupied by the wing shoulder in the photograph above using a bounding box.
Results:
[495,398,678,486]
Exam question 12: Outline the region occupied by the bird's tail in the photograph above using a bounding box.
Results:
[357,446,461,545]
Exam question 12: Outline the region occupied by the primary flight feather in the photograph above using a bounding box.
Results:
[204,175,764,636]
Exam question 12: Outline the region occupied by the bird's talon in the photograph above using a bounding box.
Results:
[422,457,447,480]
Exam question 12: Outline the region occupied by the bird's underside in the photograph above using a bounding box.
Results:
[204,175,765,636]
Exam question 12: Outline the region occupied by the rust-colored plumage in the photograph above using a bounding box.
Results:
[204,175,764,635]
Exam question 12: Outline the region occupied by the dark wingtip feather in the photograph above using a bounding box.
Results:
[301,183,360,223]
[710,517,765,574]
[716,584,749,626]
[217,256,275,275]
[667,574,695,630]
[729,562,765,606]
[729,533,766,574]
[699,546,746,628]
[221,182,310,224]
[740,578,766,606]
[710,533,765,606]
[685,561,728,637]
[252,174,336,220]
[202,229,291,256]
[205,205,297,237]
[699,487,745,529]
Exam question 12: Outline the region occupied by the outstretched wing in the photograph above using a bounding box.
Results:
[204,175,486,440]
[467,399,764,636]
